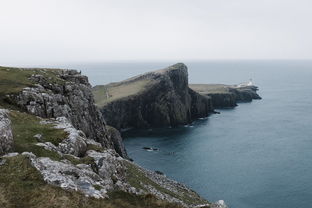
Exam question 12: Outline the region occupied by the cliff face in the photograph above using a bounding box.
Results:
[93,63,213,130]
[0,69,131,159]
[5,70,113,147]
[189,84,261,108]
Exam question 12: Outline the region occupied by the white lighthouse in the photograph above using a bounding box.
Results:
[247,79,253,86]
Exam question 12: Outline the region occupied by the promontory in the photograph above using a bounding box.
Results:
[92,63,261,130]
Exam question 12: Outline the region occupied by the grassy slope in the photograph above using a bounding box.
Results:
[125,162,208,206]
[0,155,183,208]
[92,79,153,107]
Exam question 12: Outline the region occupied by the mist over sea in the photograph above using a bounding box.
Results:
[64,60,312,208]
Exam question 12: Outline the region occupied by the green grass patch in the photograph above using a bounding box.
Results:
[63,154,95,165]
[9,110,68,160]
[87,143,104,152]
[92,79,152,107]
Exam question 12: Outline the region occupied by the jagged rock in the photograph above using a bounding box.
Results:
[211,200,228,208]
[87,150,127,187]
[0,109,13,155]
[106,126,128,158]
[93,63,214,129]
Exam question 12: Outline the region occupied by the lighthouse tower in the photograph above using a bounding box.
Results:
[247,79,253,86]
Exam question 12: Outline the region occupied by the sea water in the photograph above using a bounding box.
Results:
[65,60,312,208]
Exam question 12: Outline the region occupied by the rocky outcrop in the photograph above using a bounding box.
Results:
[231,86,261,102]
[93,63,214,130]
[106,126,128,158]
[39,117,88,157]
[0,109,13,155]
[22,150,131,199]
[4,69,126,156]
[189,84,261,108]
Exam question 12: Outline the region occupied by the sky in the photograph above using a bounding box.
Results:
[0,0,312,65]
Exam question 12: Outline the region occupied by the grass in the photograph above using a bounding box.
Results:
[9,110,68,160]
[63,154,95,165]
[0,155,183,208]
[189,84,232,94]
[0,66,64,109]
[87,143,104,152]
[92,79,152,107]
[124,161,208,206]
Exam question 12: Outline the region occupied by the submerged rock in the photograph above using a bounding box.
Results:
[0,109,13,155]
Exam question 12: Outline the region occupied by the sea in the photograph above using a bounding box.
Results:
[48,60,312,208]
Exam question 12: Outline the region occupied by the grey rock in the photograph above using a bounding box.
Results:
[87,150,127,188]
[0,109,14,155]
[2,152,19,157]
[211,200,228,208]
[106,126,128,158]
[26,153,108,198]
[33,134,43,142]
[40,117,87,157]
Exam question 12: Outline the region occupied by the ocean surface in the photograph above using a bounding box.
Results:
[59,61,312,208]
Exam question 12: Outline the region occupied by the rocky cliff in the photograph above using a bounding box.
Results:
[189,84,261,108]
[0,66,225,208]
[93,63,214,130]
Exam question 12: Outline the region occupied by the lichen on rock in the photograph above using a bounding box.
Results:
[0,109,13,155]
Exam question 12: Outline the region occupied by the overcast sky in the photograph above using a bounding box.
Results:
[1,0,312,65]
